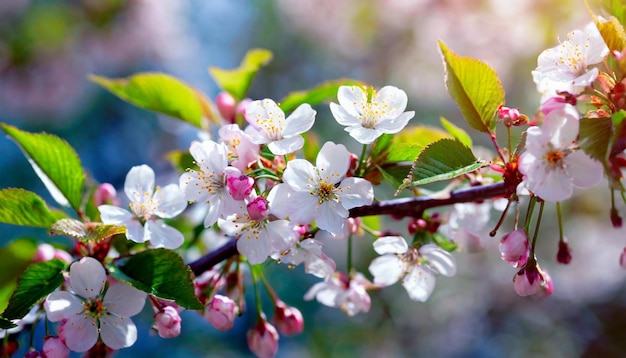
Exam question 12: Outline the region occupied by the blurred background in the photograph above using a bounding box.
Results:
[2,0,626,357]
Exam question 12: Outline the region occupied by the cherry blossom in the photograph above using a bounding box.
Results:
[205,294,238,331]
[179,140,240,227]
[247,315,279,358]
[532,22,608,101]
[219,124,260,171]
[368,236,457,302]
[245,99,316,155]
[513,261,552,297]
[276,141,374,235]
[44,257,146,352]
[273,238,336,279]
[273,301,304,336]
[330,85,415,144]
[304,272,371,316]
[43,336,70,358]
[99,164,187,249]
[153,306,182,338]
[499,229,530,268]
[518,104,603,202]
[218,197,297,265]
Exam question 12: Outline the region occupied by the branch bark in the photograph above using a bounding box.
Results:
[188,181,508,276]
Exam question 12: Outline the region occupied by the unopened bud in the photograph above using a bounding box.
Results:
[227,174,255,201]
[153,306,182,338]
[216,92,237,123]
[499,229,530,268]
[93,183,119,206]
[273,301,304,336]
[247,197,269,221]
[42,336,69,358]
[611,208,622,228]
[513,263,541,296]
[205,295,238,331]
[247,315,279,358]
[33,243,55,262]
[556,238,572,264]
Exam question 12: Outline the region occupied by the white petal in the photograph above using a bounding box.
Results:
[69,257,105,300]
[44,291,83,322]
[103,281,147,317]
[63,314,98,352]
[191,140,228,174]
[375,86,408,115]
[336,86,366,116]
[316,142,349,184]
[203,195,225,228]
[144,220,184,249]
[304,282,340,307]
[376,111,414,134]
[267,184,292,219]
[98,205,133,225]
[283,159,319,192]
[402,266,436,302]
[99,314,138,350]
[566,151,603,188]
[531,165,573,202]
[316,201,348,235]
[372,236,408,255]
[153,184,186,218]
[282,103,316,137]
[368,255,404,286]
[179,171,209,203]
[125,220,146,244]
[337,177,374,209]
[124,165,155,204]
[330,102,360,126]
[420,244,457,277]
[265,220,298,253]
[268,136,304,155]
[237,228,270,264]
[286,191,318,224]
[346,126,383,144]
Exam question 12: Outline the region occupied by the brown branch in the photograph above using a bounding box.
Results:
[187,182,508,276]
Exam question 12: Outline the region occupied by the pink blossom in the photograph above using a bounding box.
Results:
[93,183,119,206]
[33,243,55,262]
[227,173,254,201]
[153,306,182,338]
[205,295,238,331]
[220,124,260,171]
[499,229,530,268]
[247,197,269,221]
[216,92,237,123]
[247,316,279,358]
[513,262,552,297]
[304,272,371,316]
[42,336,69,358]
[273,301,304,336]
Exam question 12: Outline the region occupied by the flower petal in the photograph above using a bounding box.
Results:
[153,184,186,219]
[337,177,374,209]
[44,291,83,322]
[124,165,155,204]
[566,151,603,188]
[99,314,138,350]
[402,266,436,302]
[346,125,383,144]
[375,86,408,117]
[316,142,349,184]
[283,159,319,192]
[98,205,133,225]
[282,103,316,137]
[144,220,185,249]
[372,236,408,255]
[268,136,304,155]
[237,228,270,265]
[125,220,146,244]
[69,257,105,300]
[330,102,360,126]
[63,314,99,352]
[368,255,404,286]
[316,201,348,235]
[336,86,366,117]
[103,282,147,317]
[419,244,457,277]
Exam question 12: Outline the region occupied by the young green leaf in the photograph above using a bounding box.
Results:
[579,116,613,162]
[49,218,125,243]
[0,239,38,313]
[209,48,273,101]
[2,124,86,212]
[410,138,487,186]
[108,248,203,310]
[438,41,505,133]
[440,117,473,147]
[278,78,366,114]
[0,259,66,329]
[0,189,66,228]
[385,125,451,163]
[90,73,216,128]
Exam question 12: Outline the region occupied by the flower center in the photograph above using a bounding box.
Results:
[545,149,566,168]
[315,181,337,204]
[129,189,159,221]
[400,247,420,264]
[257,114,284,141]
[83,298,107,320]
[358,102,384,129]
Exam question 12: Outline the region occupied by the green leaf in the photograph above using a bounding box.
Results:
[432,232,458,252]
[209,49,273,101]
[2,124,85,212]
[278,78,366,114]
[108,249,203,310]
[438,41,505,133]
[579,116,613,162]
[0,239,38,313]
[0,189,66,228]
[386,125,451,162]
[370,134,394,159]
[440,117,473,147]
[411,139,486,186]
[90,73,215,128]
[0,259,66,328]
[49,218,125,243]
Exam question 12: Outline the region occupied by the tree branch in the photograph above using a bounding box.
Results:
[187,182,508,276]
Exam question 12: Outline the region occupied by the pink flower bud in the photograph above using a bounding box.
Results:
[237,98,252,118]
[497,105,526,127]
[93,183,119,206]
[247,197,269,221]
[611,208,622,228]
[513,264,541,296]
[33,243,55,262]
[620,248,626,269]
[153,306,182,338]
[43,336,69,358]
[556,238,572,264]
[216,92,237,123]
[52,249,73,264]
[227,174,255,201]
[539,269,554,297]
[247,316,279,358]
[205,295,238,331]
[499,229,529,268]
[273,301,304,336]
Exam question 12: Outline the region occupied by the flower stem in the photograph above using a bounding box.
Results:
[357,143,368,176]
[524,196,537,233]
[259,270,278,304]
[249,263,264,318]
[347,235,353,276]
[530,200,545,256]
[556,201,564,241]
